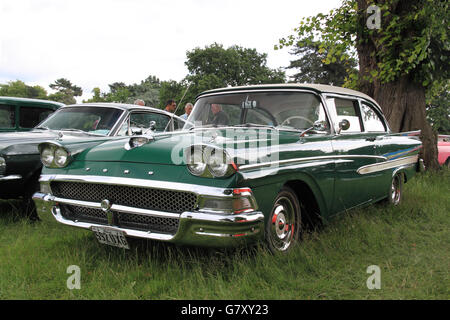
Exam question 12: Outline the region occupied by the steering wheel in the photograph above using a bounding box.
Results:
[281,116,314,127]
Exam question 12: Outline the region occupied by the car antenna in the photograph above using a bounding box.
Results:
[163,82,191,132]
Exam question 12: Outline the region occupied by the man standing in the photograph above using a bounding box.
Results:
[164,100,177,113]
[181,103,193,120]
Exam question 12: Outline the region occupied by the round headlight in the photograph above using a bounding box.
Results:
[54,147,69,167]
[41,147,55,167]
[206,148,232,177]
[186,146,207,176]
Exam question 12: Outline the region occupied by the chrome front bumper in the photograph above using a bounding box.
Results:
[32,175,265,248]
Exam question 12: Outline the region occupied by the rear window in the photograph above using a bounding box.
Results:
[19,106,54,128]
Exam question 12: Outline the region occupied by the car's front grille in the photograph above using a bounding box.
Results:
[61,205,108,225]
[51,181,197,213]
[117,212,179,234]
[52,181,197,235]
[60,204,180,235]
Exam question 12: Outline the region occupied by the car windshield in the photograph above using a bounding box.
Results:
[37,106,124,136]
[183,91,328,131]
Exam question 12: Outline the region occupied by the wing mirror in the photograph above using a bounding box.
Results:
[338,119,350,134]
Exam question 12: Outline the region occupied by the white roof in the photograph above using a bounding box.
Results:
[200,83,380,107]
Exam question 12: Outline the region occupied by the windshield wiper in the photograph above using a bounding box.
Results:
[60,128,86,133]
[233,123,277,130]
[35,126,49,130]
[59,128,106,136]
[188,124,219,131]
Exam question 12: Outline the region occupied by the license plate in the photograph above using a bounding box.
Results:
[91,226,130,249]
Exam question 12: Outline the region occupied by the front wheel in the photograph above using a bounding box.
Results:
[265,186,302,253]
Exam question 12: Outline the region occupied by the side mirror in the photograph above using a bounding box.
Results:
[338,119,350,133]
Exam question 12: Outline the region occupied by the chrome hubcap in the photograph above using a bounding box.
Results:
[391,176,401,205]
[270,197,296,251]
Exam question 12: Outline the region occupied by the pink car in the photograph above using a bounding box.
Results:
[438,135,450,168]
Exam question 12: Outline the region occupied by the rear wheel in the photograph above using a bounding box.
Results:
[387,173,403,206]
[265,186,301,253]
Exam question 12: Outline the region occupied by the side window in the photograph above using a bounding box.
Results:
[174,118,185,130]
[332,98,363,133]
[0,105,16,128]
[19,106,54,128]
[360,102,386,132]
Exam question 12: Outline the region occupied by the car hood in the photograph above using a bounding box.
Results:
[0,130,110,156]
[76,128,305,165]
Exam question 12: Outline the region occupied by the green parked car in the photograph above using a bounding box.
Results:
[33,84,423,253]
[0,96,64,132]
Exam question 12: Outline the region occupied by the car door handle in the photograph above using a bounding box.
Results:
[365,137,376,142]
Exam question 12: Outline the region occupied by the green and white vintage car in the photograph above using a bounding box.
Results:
[33,84,423,253]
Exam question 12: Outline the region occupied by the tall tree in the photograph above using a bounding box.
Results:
[183,43,286,103]
[48,78,82,104]
[0,80,48,99]
[287,41,358,86]
[277,0,449,169]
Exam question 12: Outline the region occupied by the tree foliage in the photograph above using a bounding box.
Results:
[286,41,358,86]
[277,0,449,94]
[48,78,83,105]
[0,80,48,99]
[84,75,162,107]
[183,43,286,103]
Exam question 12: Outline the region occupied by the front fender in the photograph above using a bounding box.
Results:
[237,164,332,220]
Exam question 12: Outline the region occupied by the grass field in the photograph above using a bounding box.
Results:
[0,169,448,300]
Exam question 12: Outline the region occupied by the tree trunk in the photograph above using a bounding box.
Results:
[372,76,439,170]
[356,0,440,170]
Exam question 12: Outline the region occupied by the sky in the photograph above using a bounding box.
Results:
[0,0,342,102]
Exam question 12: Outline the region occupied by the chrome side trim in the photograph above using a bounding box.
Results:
[239,155,387,171]
[0,175,22,181]
[357,155,418,175]
[39,174,232,198]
